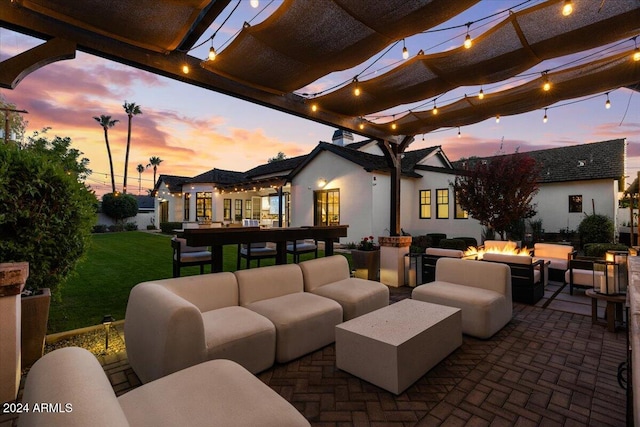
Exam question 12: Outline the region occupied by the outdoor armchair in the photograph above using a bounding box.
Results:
[171,236,212,278]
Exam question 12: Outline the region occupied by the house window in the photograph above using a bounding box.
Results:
[183,193,191,221]
[314,189,340,226]
[195,192,212,219]
[419,190,431,219]
[436,189,449,219]
[569,195,582,213]
[223,198,231,221]
[244,199,252,219]
[234,199,243,221]
[454,191,468,219]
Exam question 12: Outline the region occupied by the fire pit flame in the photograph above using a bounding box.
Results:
[464,241,531,260]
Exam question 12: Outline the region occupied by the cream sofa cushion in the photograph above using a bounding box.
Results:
[202,306,275,374]
[425,247,464,258]
[299,255,389,320]
[157,272,238,312]
[534,243,574,270]
[235,263,304,305]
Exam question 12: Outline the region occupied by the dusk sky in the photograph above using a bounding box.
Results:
[1,0,639,196]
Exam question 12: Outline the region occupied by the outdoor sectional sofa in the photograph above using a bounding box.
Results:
[533,242,576,281]
[19,347,309,427]
[412,258,512,339]
[125,255,389,383]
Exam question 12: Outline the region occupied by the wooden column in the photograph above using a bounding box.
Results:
[377,136,414,237]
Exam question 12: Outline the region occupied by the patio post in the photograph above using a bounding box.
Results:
[378,236,412,287]
[0,262,28,404]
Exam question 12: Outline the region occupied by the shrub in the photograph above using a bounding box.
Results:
[426,233,447,248]
[411,235,430,251]
[453,237,478,249]
[160,222,183,234]
[92,224,108,233]
[146,224,156,230]
[124,222,138,231]
[583,243,628,258]
[102,193,138,223]
[439,238,466,250]
[0,141,96,293]
[108,224,125,232]
[578,214,614,245]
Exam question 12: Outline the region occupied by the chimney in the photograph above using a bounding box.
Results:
[331,129,353,147]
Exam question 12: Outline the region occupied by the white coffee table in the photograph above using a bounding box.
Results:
[335,299,462,394]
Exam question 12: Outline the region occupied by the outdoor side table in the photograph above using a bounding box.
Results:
[335,299,461,394]
[585,289,626,332]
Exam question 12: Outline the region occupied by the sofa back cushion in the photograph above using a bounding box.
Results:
[299,255,350,292]
[20,347,130,427]
[534,243,573,259]
[435,258,511,296]
[156,272,239,312]
[425,248,464,258]
[235,264,304,306]
[483,253,532,265]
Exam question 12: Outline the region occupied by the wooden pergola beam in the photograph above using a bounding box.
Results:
[0,37,76,89]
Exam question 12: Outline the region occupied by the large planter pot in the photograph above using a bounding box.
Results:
[21,288,51,368]
[351,249,380,280]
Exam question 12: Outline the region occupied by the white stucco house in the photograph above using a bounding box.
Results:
[153,131,626,245]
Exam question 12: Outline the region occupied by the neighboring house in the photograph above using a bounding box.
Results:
[152,131,626,244]
[453,139,626,236]
[97,195,157,230]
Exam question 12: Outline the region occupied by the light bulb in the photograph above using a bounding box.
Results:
[354,86,361,96]
[543,109,548,123]
[402,46,408,60]
[432,104,438,115]
[457,127,461,138]
[464,34,472,49]
[478,88,484,100]
[208,46,216,61]
[634,48,640,62]
[250,0,259,8]
[311,103,318,112]
[359,122,364,130]
[605,95,611,109]
[496,115,500,123]
[543,80,551,91]
[391,122,397,130]
[562,0,573,16]
[182,64,189,74]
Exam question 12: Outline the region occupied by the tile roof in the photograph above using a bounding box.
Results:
[244,155,308,178]
[189,168,246,185]
[134,195,155,210]
[452,139,626,184]
[155,174,190,191]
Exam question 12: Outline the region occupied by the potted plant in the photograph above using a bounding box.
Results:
[0,131,96,367]
[350,236,380,280]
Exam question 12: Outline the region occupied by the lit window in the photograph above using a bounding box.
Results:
[454,191,468,219]
[419,190,431,219]
[436,189,449,219]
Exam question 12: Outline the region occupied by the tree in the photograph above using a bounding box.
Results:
[147,156,163,189]
[0,133,96,293]
[453,153,541,240]
[23,128,91,180]
[122,101,142,193]
[93,114,119,193]
[136,163,145,194]
[101,192,138,223]
[268,151,287,163]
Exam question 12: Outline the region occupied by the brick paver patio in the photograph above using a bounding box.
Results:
[1,282,628,426]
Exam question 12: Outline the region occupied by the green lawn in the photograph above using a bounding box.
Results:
[49,231,338,333]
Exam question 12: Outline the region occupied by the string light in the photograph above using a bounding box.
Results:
[402,39,409,60]
[182,63,190,74]
[542,72,551,91]
[605,93,611,109]
[495,114,500,123]
[457,127,461,138]
[432,101,438,115]
[391,115,397,130]
[311,103,318,112]
[634,38,640,62]
[208,45,216,61]
[543,108,548,123]
[250,0,259,8]
[478,87,484,100]
[463,23,472,49]
[562,0,573,16]
[353,78,361,97]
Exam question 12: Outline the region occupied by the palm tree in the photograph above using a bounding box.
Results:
[93,115,119,193]
[147,156,163,193]
[136,163,145,194]
[122,101,142,193]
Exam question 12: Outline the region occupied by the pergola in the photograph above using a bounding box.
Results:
[1,0,639,235]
